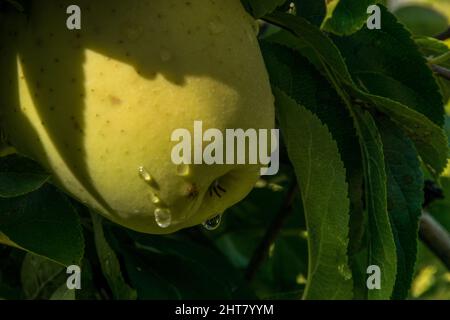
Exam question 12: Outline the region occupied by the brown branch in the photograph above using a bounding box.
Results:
[245,183,298,282]
[419,212,450,270]
[431,64,450,81]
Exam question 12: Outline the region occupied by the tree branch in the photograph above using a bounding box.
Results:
[431,64,450,81]
[419,212,450,270]
[245,183,298,282]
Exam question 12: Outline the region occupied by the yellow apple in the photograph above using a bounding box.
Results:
[0,0,275,234]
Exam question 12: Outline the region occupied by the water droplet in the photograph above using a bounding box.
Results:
[159,49,172,62]
[208,18,224,34]
[202,214,222,231]
[254,179,267,188]
[176,164,191,177]
[299,230,308,239]
[338,263,352,281]
[269,243,275,257]
[138,166,153,183]
[151,194,162,206]
[296,273,307,285]
[154,208,171,228]
[268,183,283,192]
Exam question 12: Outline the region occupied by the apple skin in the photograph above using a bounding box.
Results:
[0,0,275,234]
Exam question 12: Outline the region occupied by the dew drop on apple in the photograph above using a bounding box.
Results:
[151,193,162,205]
[176,164,191,177]
[138,166,153,183]
[154,208,172,228]
[202,214,222,231]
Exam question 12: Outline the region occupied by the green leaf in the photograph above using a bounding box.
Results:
[260,41,365,255]
[0,154,49,198]
[352,72,448,175]
[0,184,84,266]
[351,109,397,300]
[378,117,423,299]
[294,0,326,26]
[394,5,448,37]
[264,11,354,85]
[352,92,448,176]
[332,6,445,127]
[263,29,326,74]
[322,0,382,35]
[74,258,99,300]
[20,253,65,299]
[355,72,432,116]
[266,9,447,206]
[115,229,254,299]
[241,0,287,18]
[415,36,450,60]
[91,212,137,300]
[264,9,447,176]
[260,41,361,175]
[49,282,76,300]
[274,88,353,300]
[327,6,448,175]
[414,38,450,98]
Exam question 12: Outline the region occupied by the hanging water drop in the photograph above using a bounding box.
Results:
[138,166,153,183]
[176,164,191,177]
[154,208,172,228]
[202,214,222,231]
[151,193,162,206]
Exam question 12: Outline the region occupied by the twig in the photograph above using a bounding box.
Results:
[430,64,450,81]
[419,212,450,270]
[245,183,298,282]
[428,51,450,65]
